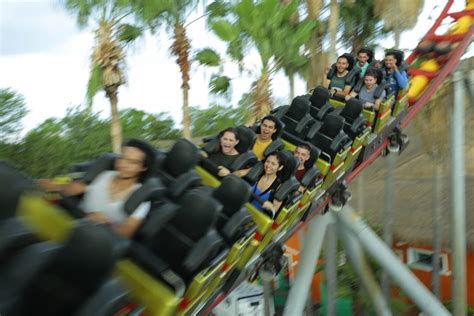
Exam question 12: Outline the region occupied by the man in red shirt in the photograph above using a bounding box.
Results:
[294,143,312,182]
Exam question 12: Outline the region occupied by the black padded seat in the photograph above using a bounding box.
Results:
[272,151,301,210]
[211,175,254,244]
[155,139,202,199]
[352,67,388,101]
[306,114,351,163]
[309,86,334,121]
[273,96,316,145]
[133,189,223,285]
[299,143,322,190]
[334,99,368,140]
[326,53,360,92]
[200,126,258,177]
[2,223,118,316]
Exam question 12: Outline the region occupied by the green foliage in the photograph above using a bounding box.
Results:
[86,64,104,105]
[206,1,231,19]
[339,0,386,52]
[0,88,28,138]
[195,48,221,67]
[190,103,250,137]
[0,106,180,178]
[209,75,231,96]
[118,24,144,43]
[210,20,238,42]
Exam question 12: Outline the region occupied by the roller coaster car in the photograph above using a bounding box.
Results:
[0,221,121,316]
[200,125,258,178]
[272,95,316,145]
[333,99,371,172]
[305,114,352,188]
[122,189,225,315]
[309,86,335,121]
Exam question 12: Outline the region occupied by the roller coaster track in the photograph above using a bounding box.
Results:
[201,1,473,314]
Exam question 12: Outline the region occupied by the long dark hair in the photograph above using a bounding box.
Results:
[214,127,239,154]
[124,139,156,182]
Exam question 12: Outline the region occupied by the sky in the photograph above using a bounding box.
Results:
[0,0,471,135]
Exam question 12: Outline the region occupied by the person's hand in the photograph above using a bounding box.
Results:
[87,212,111,225]
[217,166,231,177]
[364,102,375,109]
[345,95,352,101]
[262,201,275,212]
[200,150,208,158]
[35,179,58,192]
[393,63,399,72]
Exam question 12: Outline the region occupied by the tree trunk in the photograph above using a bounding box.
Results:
[328,0,340,62]
[108,90,122,153]
[306,0,324,90]
[289,73,295,102]
[249,67,272,124]
[172,22,192,140]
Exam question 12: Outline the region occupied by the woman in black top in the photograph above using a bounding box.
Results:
[202,127,241,177]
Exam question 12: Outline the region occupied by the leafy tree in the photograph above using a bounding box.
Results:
[0,106,179,178]
[374,0,424,47]
[190,101,250,137]
[120,108,181,141]
[339,0,386,53]
[64,0,143,153]
[199,0,315,123]
[0,88,28,139]
[131,0,200,140]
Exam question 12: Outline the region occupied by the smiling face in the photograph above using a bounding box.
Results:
[384,55,397,70]
[357,52,369,66]
[116,146,146,180]
[336,57,349,74]
[294,146,310,168]
[264,154,282,176]
[260,119,277,141]
[220,131,239,154]
[364,74,377,89]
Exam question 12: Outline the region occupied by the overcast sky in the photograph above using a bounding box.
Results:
[0,0,470,135]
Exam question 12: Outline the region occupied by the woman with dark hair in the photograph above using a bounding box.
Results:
[202,127,243,178]
[38,139,156,237]
[250,151,285,217]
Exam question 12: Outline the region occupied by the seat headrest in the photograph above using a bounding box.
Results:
[342,53,355,71]
[83,153,118,184]
[162,139,200,178]
[171,190,219,240]
[213,175,251,216]
[279,150,299,181]
[386,49,405,67]
[320,114,345,139]
[310,86,330,109]
[342,99,363,120]
[359,47,374,63]
[288,96,311,120]
[303,143,320,169]
[0,161,34,220]
[235,125,257,153]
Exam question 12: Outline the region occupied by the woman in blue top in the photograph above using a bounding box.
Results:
[251,151,285,218]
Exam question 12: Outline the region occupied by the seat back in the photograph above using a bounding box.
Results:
[309,114,349,161]
[213,175,251,219]
[13,223,117,316]
[160,139,200,179]
[341,99,363,125]
[147,190,219,269]
[235,125,257,154]
[309,86,334,120]
[0,161,34,220]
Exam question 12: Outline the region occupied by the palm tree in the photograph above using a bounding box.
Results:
[131,0,198,140]
[304,0,325,90]
[64,0,142,153]
[339,0,386,53]
[201,0,315,123]
[374,0,424,47]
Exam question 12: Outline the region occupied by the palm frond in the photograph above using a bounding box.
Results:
[86,63,104,106]
[195,48,221,67]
